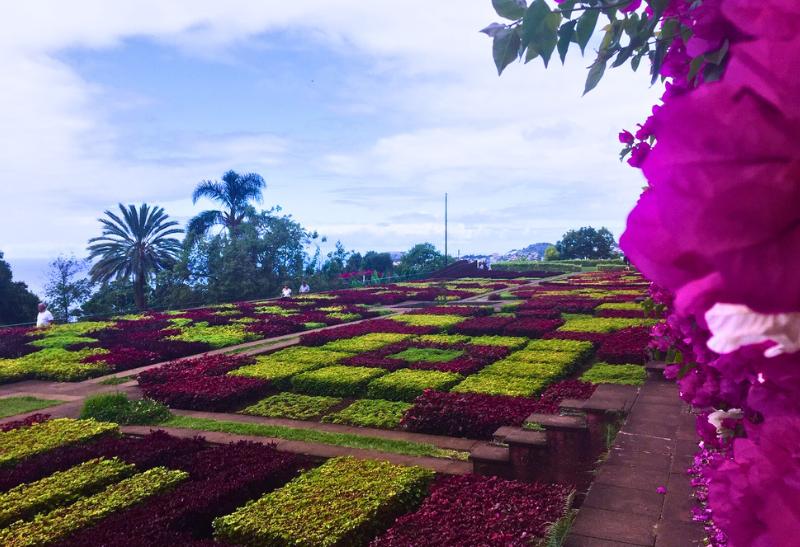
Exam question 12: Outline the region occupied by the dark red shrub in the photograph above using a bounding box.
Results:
[0,413,51,432]
[596,326,651,364]
[0,327,42,358]
[372,474,572,547]
[502,318,564,337]
[536,380,596,413]
[452,316,515,336]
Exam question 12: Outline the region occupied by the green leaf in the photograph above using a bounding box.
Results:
[705,39,729,65]
[576,10,599,54]
[521,0,560,67]
[583,58,607,95]
[493,28,522,75]
[611,46,633,68]
[557,20,577,64]
[650,39,668,84]
[558,0,577,19]
[492,0,527,20]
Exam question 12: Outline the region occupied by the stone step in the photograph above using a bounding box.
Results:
[492,425,518,444]
[525,413,588,431]
[503,428,547,448]
[469,442,513,479]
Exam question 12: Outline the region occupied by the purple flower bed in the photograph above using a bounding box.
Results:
[0,430,206,492]
[0,327,41,358]
[371,474,572,546]
[452,316,515,336]
[595,326,651,364]
[503,318,564,337]
[401,380,595,440]
[138,354,270,412]
[59,441,309,546]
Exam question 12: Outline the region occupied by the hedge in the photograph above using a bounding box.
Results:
[580,363,647,386]
[415,334,470,345]
[388,347,464,363]
[323,399,412,429]
[213,457,434,546]
[228,359,322,389]
[467,335,528,350]
[0,466,187,546]
[291,366,387,397]
[241,393,342,420]
[0,457,135,528]
[480,359,571,381]
[265,346,353,365]
[525,338,595,356]
[321,333,413,353]
[366,370,463,402]
[0,418,118,467]
[451,374,546,397]
[389,314,465,330]
[558,316,657,333]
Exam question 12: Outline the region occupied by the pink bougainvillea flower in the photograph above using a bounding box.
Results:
[620,0,642,14]
[627,142,651,167]
[618,130,634,144]
[707,408,743,435]
[705,304,800,358]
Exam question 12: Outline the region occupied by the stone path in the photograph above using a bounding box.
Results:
[566,380,705,547]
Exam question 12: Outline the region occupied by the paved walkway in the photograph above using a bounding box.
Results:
[566,380,705,547]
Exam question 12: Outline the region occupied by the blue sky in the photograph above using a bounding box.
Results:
[0,1,661,294]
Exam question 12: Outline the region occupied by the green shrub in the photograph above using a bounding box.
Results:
[0,457,136,528]
[558,316,656,333]
[322,333,412,353]
[322,399,412,429]
[0,348,110,384]
[388,348,464,363]
[326,312,361,321]
[229,359,321,389]
[389,314,465,329]
[595,302,643,311]
[168,322,257,348]
[291,366,387,397]
[303,322,327,329]
[79,393,171,425]
[367,370,463,402]
[580,363,646,386]
[503,350,581,367]
[241,393,341,420]
[525,338,595,355]
[415,334,470,345]
[0,418,118,467]
[266,346,352,366]
[0,396,61,418]
[0,466,187,546]
[451,374,546,397]
[468,335,528,350]
[481,359,569,380]
[29,335,98,349]
[213,457,433,547]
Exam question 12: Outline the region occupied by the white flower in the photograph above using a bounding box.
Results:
[708,408,744,434]
[704,303,800,358]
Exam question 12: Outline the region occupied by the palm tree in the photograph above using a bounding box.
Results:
[87,204,183,310]
[188,170,266,238]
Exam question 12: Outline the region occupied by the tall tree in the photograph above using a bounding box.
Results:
[87,204,183,310]
[362,251,394,274]
[188,170,266,238]
[555,227,617,260]
[397,243,444,276]
[44,256,92,322]
[0,251,39,326]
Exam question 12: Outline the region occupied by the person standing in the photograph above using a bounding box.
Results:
[36,303,54,328]
[299,280,310,294]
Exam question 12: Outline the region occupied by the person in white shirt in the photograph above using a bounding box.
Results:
[36,303,54,328]
[281,285,292,298]
[299,281,310,294]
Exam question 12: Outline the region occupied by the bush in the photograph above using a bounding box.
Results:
[228,359,322,389]
[481,359,570,381]
[558,316,656,333]
[502,318,564,337]
[373,474,572,546]
[0,418,118,467]
[241,393,341,420]
[452,316,514,336]
[595,327,651,364]
[213,457,434,547]
[580,363,646,386]
[321,333,413,353]
[525,338,595,355]
[467,335,528,350]
[415,334,471,345]
[323,399,412,429]
[389,314,466,330]
[388,347,464,363]
[291,366,387,397]
[0,466,188,546]
[451,374,546,397]
[80,393,171,425]
[367,370,463,402]
[0,457,135,528]
[264,346,353,365]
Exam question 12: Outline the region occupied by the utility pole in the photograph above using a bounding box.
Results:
[444,193,448,265]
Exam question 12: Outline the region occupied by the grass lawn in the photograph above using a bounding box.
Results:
[163,415,467,461]
[0,396,62,418]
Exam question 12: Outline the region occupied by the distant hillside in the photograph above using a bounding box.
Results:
[463,242,553,263]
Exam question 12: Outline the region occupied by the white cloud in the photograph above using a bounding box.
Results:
[0,0,660,269]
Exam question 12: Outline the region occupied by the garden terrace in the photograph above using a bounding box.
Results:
[0,418,574,545]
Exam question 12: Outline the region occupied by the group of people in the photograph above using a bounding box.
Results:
[281,280,311,298]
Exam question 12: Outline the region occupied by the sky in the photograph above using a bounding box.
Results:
[0,1,662,295]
